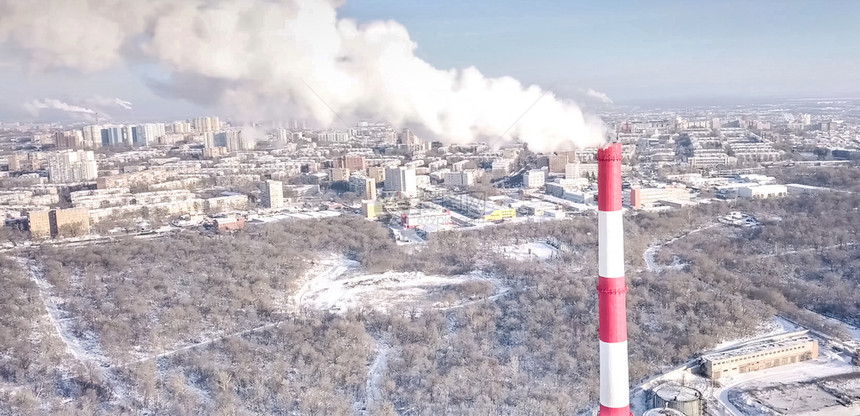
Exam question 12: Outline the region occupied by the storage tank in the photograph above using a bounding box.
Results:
[651,384,703,416]
[643,408,686,416]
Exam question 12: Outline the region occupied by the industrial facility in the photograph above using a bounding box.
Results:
[702,331,819,380]
[649,384,703,416]
[596,143,631,416]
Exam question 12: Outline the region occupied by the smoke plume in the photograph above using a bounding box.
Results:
[0,0,606,151]
[86,96,134,110]
[585,88,613,104]
[24,98,96,116]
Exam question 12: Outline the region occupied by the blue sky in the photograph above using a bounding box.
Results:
[2,0,859,121]
[339,1,860,102]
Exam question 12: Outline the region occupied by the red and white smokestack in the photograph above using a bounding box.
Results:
[597,143,631,416]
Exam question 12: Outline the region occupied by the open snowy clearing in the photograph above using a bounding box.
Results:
[296,257,505,314]
[500,242,558,261]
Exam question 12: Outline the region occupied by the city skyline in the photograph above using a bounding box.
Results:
[2,1,860,124]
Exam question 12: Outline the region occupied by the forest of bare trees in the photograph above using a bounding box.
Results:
[1,185,855,414]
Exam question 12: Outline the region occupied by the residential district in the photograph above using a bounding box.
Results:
[2,100,858,243]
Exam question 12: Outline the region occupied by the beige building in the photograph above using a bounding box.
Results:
[340,155,367,171]
[28,210,52,239]
[366,166,386,182]
[702,332,818,380]
[549,153,570,174]
[28,208,90,239]
[52,208,91,237]
[329,167,351,182]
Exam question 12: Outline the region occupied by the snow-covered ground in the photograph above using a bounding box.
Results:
[717,350,859,416]
[712,316,804,351]
[296,257,505,314]
[500,242,558,261]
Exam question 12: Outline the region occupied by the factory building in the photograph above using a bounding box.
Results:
[701,331,818,380]
[442,194,516,221]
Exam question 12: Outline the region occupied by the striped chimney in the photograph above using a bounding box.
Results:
[597,143,631,416]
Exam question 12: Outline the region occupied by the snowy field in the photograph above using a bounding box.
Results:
[500,242,558,261]
[295,257,505,314]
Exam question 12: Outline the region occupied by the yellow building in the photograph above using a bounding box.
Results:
[362,200,382,219]
[702,332,818,380]
[484,208,516,221]
[28,210,52,239]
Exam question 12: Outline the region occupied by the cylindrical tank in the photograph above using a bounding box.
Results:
[643,408,686,416]
[651,384,703,416]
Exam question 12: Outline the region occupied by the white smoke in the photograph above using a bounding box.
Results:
[585,88,613,104]
[0,0,606,151]
[24,98,96,116]
[86,96,134,110]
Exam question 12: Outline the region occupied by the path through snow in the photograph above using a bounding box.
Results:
[643,223,718,273]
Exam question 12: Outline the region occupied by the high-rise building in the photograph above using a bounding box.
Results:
[189,116,222,133]
[398,128,419,146]
[566,162,599,180]
[7,153,44,171]
[329,167,351,182]
[27,210,51,239]
[51,208,91,238]
[340,155,367,171]
[81,124,103,148]
[27,208,90,239]
[444,171,475,187]
[549,153,570,174]
[53,130,83,149]
[47,150,98,183]
[384,166,417,197]
[260,180,284,209]
[366,166,386,182]
[100,125,127,146]
[522,169,546,188]
[349,174,377,199]
[171,121,192,134]
[276,128,289,144]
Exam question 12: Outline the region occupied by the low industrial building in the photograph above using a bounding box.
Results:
[623,185,692,209]
[400,209,452,229]
[701,331,818,380]
[737,184,788,199]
